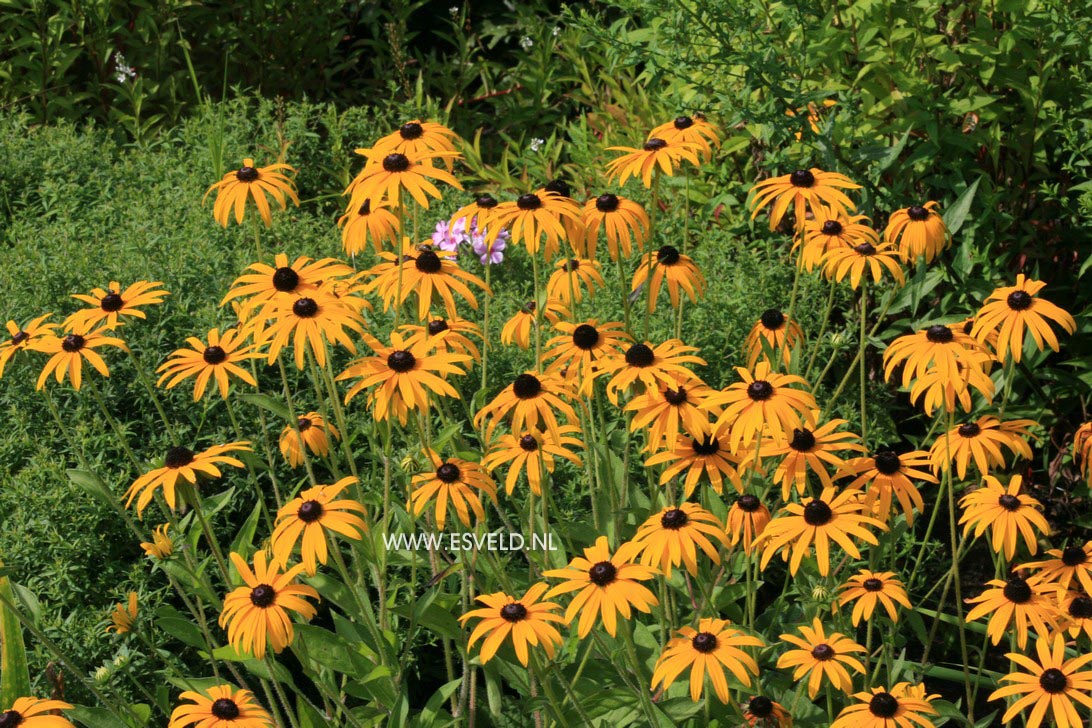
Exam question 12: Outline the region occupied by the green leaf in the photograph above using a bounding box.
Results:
[229,500,264,555]
[413,678,461,728]
[238,393,291,421]
[67,469,115,505]
[294,623,368,676]
[154,606,207,650]
[942,177,980,236]
[0,561,31,707]
[66,705,133,728]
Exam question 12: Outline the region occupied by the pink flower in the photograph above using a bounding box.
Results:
[472,229,507,265]
[431,218,468,252]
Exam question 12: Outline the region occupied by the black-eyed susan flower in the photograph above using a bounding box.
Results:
[989,633,1092,728]
[0,698,75,728]
[766,419,865,500]
[543,536,658,637]
[625,376,711,454]
[542,179,588,254]
[1059,591,1092,639]
[758,487,885,576]
[338,331,469,423]
[500,299,570,349]
[459,583,564,667]
[745,309,804,369]
[222,254,353,322]
[481,427,583,496]
[257,290,365,369]
[907,355,995,416]
[965,575,1060,648]
[168,684,273,728]
[271,477,367,575]
[606,137,702,187]
[32,324,126,391]
[646,427,743,497]
[486,190,583,260]
[777,618,867,698]
[885,201,949,263]
[409,451,497,530]
[65,280,169,331]
[1021,541,1092,595]
[821,240,905,288]
[839,449,936,526]
[631,245,706,312]
[648,114,721,161]
[727,494,771,555]
[544,319,630,391]
[106,592,137,635]
[346,149,462,209]
[928,415,1035,479]
[799,207,879,272]
[474,371,578,443]
[451,193,500,232]
[338,198,400,256]
[157,328,260,400]
[376,246,490,321]
[204,158,300,228]
[959,474,1051,559]
[883,323,990,390]
[140,524,172,560]
[601,339,705,405]
[743,695,792,727]
[837,570,912,626]
[401,317,482,362]
[633,503,728,577]
[0,314,56,379]
[749,168,860,231]
[970,274,1077,363]
[704,362,817,452]
[1075,423,1092,487]
[650,619,762,703]
[278,412,339,468]
[547,258,605,304]
[124,442,251,515]
[581,193,649,260]
[832,685,938,728]
[220,550,318,660]
[370,119,461,169]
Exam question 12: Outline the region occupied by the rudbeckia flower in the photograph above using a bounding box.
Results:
[338,198,400,256]
[989,633,1092,728]
[646,426,743,496]
[0,314,56,379]
[758,487,886,576]
[832,685,938,728]
[542,178,588,254]
[837,570,912,625]
[409,451,497,530]
[451,193,500,231]
[907,355,995,416]
[0,698,75,727]
[547,258,605,303]
[1059,592,1092,639]
[106,592,138,634]
[486,190,583,260]
[727,494,771,554]
[32,324,127,391]
[606,137,702,187]
[157,327,260,400]
[601,339,706,405]
[481,426,583,496]
[958,474,1051,559]
[346,149,462,209]
[777,618,866,698]
[1075,422,1092,487]
[625,376,711,454]
[401,317,482,363]
[459,583,564,667]
[544,319,631,392]
[632,502,728,577]
[256,291,365,369]
[140,524,172,560]
[1020,541,1092,595]
[219,550,318,660]
[474,371,578,442]
[204,158,300,227]
[222,253,353,323]
[821,240,905,288]
[375,246,490,321]
[745,308,804,369]
[743,695,792,727]
[839,449,936,526]
[885,201,949,263]
[704,362,817,452]
[799,207,879,272]
[648,114,721,161]
[278,412,339,468]
[65,280,169,331]
[500,300,570,349]
[651,619,762,703]
[271,477,367,575]
[543,536,658,637]
[883,324,989,390]
[631,245,706,312]
[928,415,1035,479]
[749,168,860,231]
[168,685,273,728]
[970,274,1076,363]
[581,193,649,260]
[124,442,251,515]
[766,419,865,500]
[966,575,1061,648]
[369,119,462,170]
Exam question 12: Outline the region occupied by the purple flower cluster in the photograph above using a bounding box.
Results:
[432,218,508,265]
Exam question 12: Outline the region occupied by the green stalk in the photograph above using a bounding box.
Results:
[644,170,660,341]
[126,347,179,444]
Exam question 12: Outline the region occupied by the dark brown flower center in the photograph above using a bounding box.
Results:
[545,179,571,197]
[803,500,833,526]
[297,500,323,523]
[0,711,24,728]
[874,450,902,475]
[906,205,929,221]
[595,193,620,213]
[588,561,617,586]
[436,463,461,483]
[863,578,884,592]
[61,333,85,352]
[399,121,423,139]
[692,436,720,456]
[100,291,124,312]
[11,331,29,346]
[513,373,542,399]
[657,245,681,265]
[811,643,835,661]
[293,298,319,318]
[660,508,689,529]
[790,169,815,188]
[358,199,372,215]
[868,693,899,718]
[1007,290,1033,311]
[1003,578,1032,603]
[387,350,416,372]
[415,250,443,273]
[203,345,227,365]
[643,137,667,151]
[674,116,694,129]
[737,494,761,512]
[854,242,877,256]
[476,194,498,209]
[663,387,688,405]
[1070,596,1092,619]
[624,343,655,367]
[427,319,449,336]
[382,153,410,172]
[998,494,1021,511]
[211,698,241,719]
[500,603,527,622]
[820,220,843,235]
[563,259,581,273]
[272,266,300,292]
[517,193,542,210]
[1063,546,1088,566]
[691,631,718,653]
[748,697,773,717]
[250,584,275,608]
[572,324,599,350]
[746,380,774,401]
[298,417,312,431]
[760,308,785,330]
[957,423,981,438]
[789,428,816,452]
[1039,668,1068,694]
[521,301,537,314]
[519,434,538,452]
[925,325,954,343]
[236,166,259,182]
[165,446,195,469]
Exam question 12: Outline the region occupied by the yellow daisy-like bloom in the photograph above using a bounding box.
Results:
[646,427,743,497]
[31,324,126,391]
[500,299,570,349]
[651,618,762,703]
[256,290,365,369]
[486,190,583,261]
[758,487,886,576]
[157,327,260,400]
[885,201,949,263]
[625,376,712,454]
[928,415,1035,479]
[168,684,273,728]
[481,426,583,496]
[743,695,793,727]
[970,274,1077,363]
[749,167,860,231]
[278,412,339,468]
[222,253,353,322]
[369,119,461,170]
[839,449,937,526]
[633,502,728,577]
[777,617,866,698]
[271,477,367,575]
[704,362,817,452]
[203,158,300,228]
[543,536,658,637]
[631,245,706,312]
[547,257,605,304]
[821,240,905,289]
[542,179,588,254]
[837,570,912,626]
[544,319,630,392]
[0,698,75,728]
[601,339,705,405]
[376,245,490,321]
[883,323,989,390]
[409,450,497,530]
[106,591,138,634]
[474,371,578,443]
[219,550,319,660]
[338,198,400,256]
[123,441,251,515]
[1075,422,1092,487]
[606,137,702,187]
[798,207,879,272]
[958,474,1051,559]
[1021,541,1092,595]
[65,280,169,331]
[1059,591,1092,639]
[451,193,500,231]
[459,583,565,667]
[907,356,995,416]
[765,419,865,500]
[832,685,938,728]
[745,308,804,369]
[727,494,771,555]
[648,114,721,161]
[0,314,56,379]
[990,633,1092,728]
[581,193,649,260]
[401,317,482,363]
[346,148,462,209]
[966,575,1061,648]
[140,524,172,560]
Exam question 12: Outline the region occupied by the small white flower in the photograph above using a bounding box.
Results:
[530,138,545,153]
[449,6,459,16]
[552,26,561,36]
[520,36,534,50]
[114,53,136,83]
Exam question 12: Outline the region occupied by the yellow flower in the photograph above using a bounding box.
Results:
[106,592,138,635]
[204,158,299,227]
[278,412,340,468]
[140,524,173,560]
[885,201,949,263]
[651,618,762,703]
[970,274,1076,363]
[459,583,564,667]
[749,168,860,231]
[958,474,1051,559]
[777,617,866,698]
[606,137,702,187]
[271,477,367,575]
